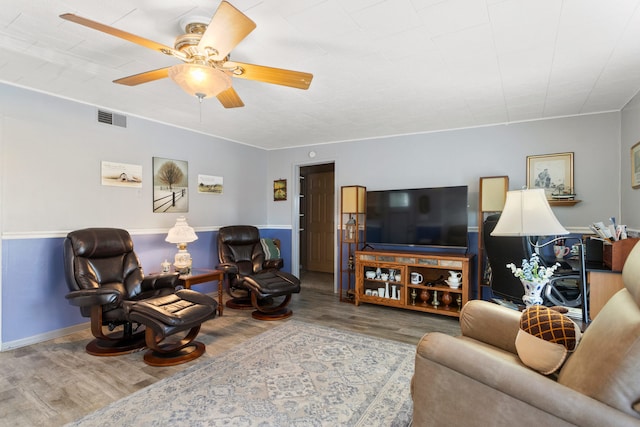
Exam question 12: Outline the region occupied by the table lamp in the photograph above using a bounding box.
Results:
[491,188,589,325]
[166,216,198,274]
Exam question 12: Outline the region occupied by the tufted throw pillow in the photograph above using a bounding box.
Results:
[515,305,582,375]
[260,238,281,260]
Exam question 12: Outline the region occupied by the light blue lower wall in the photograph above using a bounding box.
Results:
[1,226,582,347]
[1,227,292,347]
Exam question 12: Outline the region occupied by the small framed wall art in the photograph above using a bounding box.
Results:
[526,152,574,199]
[101,161,142,188]
[198,174,223,194]
[274,179,287,201]
[631,141,640,189]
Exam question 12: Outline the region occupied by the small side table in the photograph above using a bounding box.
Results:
[177,268,225,315]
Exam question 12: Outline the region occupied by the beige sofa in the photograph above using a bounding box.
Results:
[411,243,640,426]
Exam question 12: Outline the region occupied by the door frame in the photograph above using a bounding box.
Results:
[291,158,338,293]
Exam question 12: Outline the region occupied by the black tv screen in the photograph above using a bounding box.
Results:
[365,186,468,248]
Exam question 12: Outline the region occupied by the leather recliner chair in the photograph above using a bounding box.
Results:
[217,225,301,320]
[64,228,217,365]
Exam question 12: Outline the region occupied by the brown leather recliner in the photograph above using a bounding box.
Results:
[217,225,301,320]
[64,228,217,366]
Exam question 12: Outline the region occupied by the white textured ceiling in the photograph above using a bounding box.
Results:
[2,0,640,149]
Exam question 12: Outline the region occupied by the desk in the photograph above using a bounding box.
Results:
[588,270,624,320]
[177,268,225,315]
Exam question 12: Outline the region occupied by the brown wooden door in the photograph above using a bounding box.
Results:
[306,170,335,272]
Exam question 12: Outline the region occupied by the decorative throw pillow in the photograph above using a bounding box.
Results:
[515,305,582,375]
[260,238,281,260]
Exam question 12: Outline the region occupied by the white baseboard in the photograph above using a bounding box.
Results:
[0,321,90,351]
[1,290,219,351]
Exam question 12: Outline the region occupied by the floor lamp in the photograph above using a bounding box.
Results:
[490,188,589,326]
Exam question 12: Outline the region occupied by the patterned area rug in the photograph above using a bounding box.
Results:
[67,321,415,426]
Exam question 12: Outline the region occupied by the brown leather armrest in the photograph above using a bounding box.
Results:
[264,258,284,270]
[65,288,120,307]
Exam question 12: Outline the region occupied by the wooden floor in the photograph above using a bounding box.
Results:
[0,272,460,426]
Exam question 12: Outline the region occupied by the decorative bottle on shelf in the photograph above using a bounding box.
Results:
[411,289,417,305]
[391,285,397,300]
[432,290,440,307]
[442,291,452,309]
[420,289,430,305]
[384,282,390,298]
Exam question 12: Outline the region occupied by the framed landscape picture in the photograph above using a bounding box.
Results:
[101,161,142,188]
[526,152,574,199]
[153,157,188,213]
[198,174,223,194]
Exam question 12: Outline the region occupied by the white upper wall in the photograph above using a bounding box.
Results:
[1,82,631,235]
[0,84,268,234]
[268,113,623,231]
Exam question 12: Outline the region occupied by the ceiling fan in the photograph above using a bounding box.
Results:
[60,1,313,108]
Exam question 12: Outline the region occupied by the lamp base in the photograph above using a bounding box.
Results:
[174,265,192,276]
[174,248,192,275]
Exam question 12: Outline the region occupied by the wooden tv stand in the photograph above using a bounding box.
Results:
[355,250,473,318]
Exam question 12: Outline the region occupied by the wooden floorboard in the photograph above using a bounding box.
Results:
[0,271,460,426]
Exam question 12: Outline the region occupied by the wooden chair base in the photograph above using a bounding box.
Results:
[85,332,146,356]
[250,293,293,321]
[143,341,206,367]
[143,325,206,367]
[225,297,254,310]
[251,308,293,321]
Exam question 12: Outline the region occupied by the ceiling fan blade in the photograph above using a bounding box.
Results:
[226,61,313,89]
[60,13,184,59]
[217,86,245,108]
[113,67,170,86]
[198,1,256,61]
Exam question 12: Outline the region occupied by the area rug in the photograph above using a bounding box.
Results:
[67,321,415,426]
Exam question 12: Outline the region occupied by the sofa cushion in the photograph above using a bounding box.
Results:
[515,305,581,375]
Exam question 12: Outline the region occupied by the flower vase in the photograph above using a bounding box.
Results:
[521,279,546,308]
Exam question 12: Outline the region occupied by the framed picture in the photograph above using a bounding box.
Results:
[274,179,287,201]
[198,174,223,194]
[101,161,142,188]
[153,157,188,213]
[526,152,574,199]
[632,142,640,189]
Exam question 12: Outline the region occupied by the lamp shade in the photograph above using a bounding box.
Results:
[490,188,568,236]
[166,217,198,244]
[168,63,232,99]
[341,186,366,213]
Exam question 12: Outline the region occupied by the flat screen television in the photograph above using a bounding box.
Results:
[365,185,469,249]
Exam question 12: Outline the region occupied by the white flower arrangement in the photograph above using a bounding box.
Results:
[506,253,560,284]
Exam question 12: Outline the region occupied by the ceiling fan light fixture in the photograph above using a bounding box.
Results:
[168,63,231,100]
